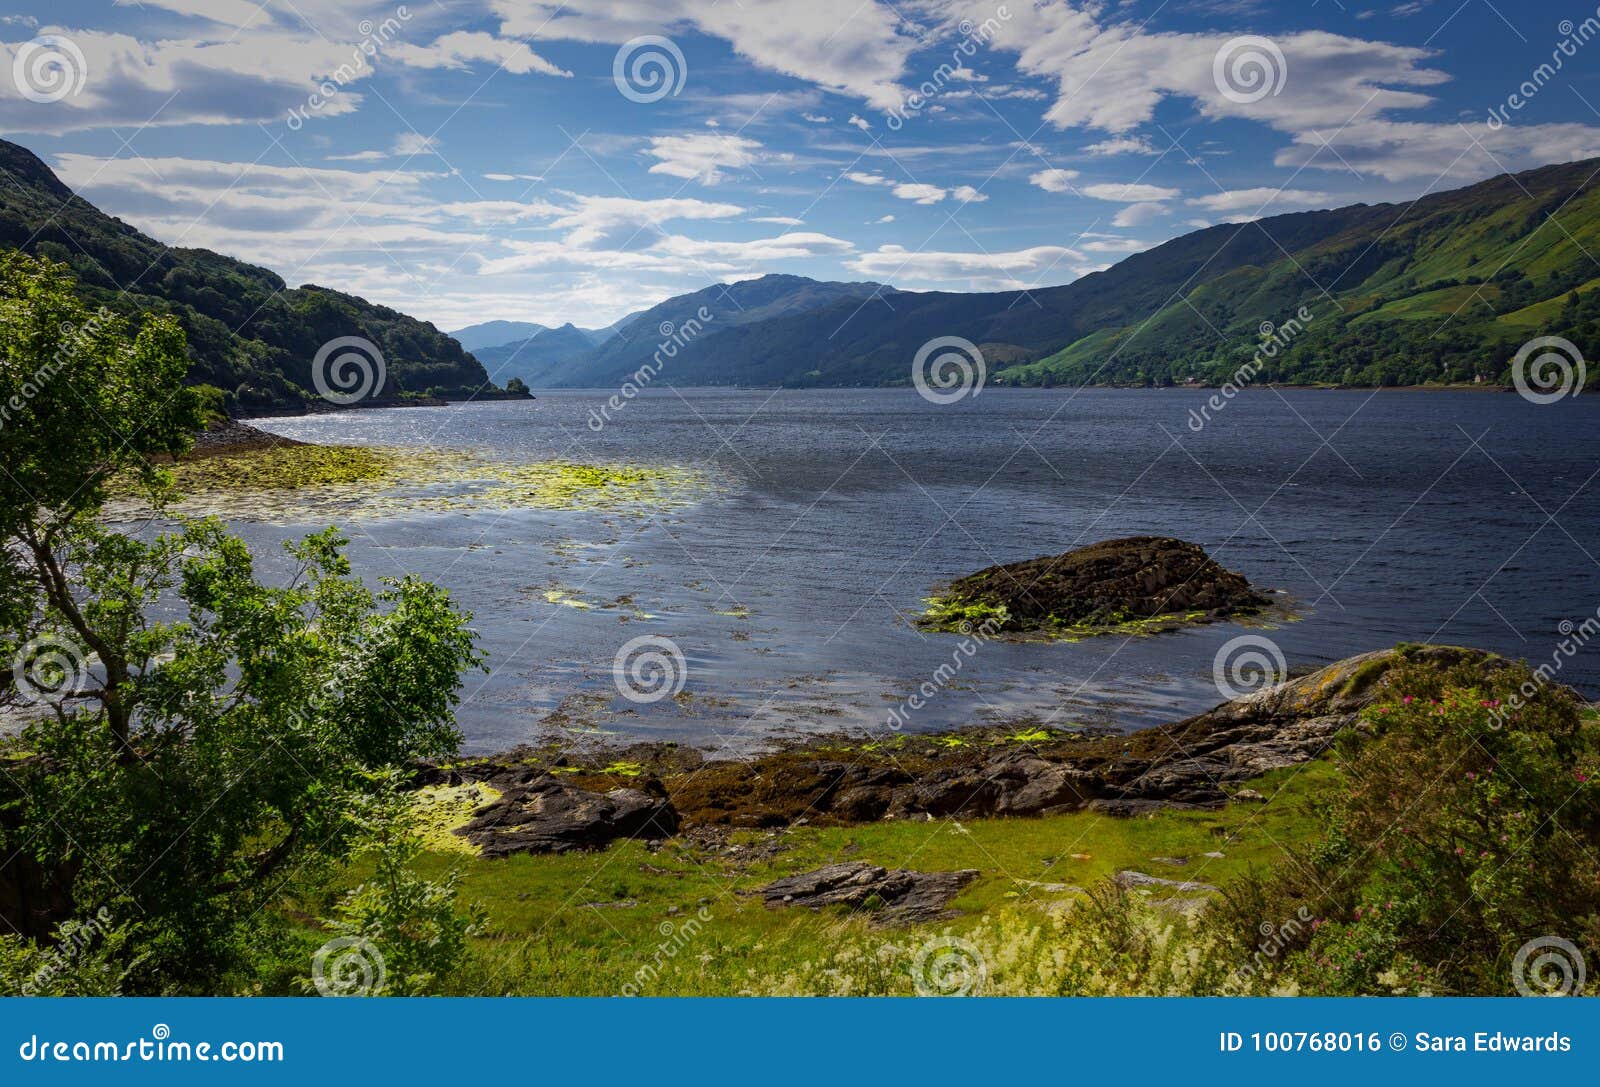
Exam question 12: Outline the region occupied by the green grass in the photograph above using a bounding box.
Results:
[307,760,1339,995]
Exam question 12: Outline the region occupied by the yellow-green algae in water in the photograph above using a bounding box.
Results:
[108,445,722,524]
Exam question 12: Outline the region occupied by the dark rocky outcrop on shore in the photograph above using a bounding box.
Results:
[919,536,1272,635]
[759,862,980,924]
[441,768,679,857]
[418,645,1523,857]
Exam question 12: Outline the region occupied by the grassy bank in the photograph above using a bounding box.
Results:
[262,761,1338,996]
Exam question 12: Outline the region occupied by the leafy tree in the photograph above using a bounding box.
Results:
[0,255,484,992]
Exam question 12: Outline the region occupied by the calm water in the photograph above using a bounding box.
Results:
[250,388,1600,754]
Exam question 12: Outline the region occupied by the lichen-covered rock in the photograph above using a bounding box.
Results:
[920,535,1271,635]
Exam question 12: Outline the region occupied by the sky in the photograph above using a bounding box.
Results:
[2,0,1599,331]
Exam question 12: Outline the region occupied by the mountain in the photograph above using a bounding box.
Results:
[474,323,605,386]
[536,215,1381,388]
[529,159,1600,390]
[0,138,497,412]
[450,320,556,352]
[526,273,892,386]
[1010,157,1600,389]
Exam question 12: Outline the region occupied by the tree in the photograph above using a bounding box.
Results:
[0,255,483,992]
[504,376,530,397]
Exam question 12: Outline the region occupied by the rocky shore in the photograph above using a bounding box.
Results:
[416,644,1512,859]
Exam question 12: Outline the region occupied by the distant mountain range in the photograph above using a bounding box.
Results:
[449,319,614,352]
[0,138,497,412]
[470,158,1600,391]
[5,131,1597,404]
[462,274,890,387]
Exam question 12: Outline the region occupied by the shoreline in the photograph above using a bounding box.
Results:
[413,645,1505,852]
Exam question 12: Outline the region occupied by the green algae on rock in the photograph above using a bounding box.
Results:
[919,536,1272,638]
[108,444,721,524]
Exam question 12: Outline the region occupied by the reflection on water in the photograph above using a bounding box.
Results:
[240,387,1600,754]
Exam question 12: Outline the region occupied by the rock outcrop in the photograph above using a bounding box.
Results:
[759,862,980,923]
[920,536,1271,635]
[452,769,679,857]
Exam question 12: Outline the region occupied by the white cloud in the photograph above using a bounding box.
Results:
[1112,202,1168,227]
[848,113,872,131]
[752,215,804,225]
[1084,135,1158,156]
[492,0,915,110]
[1028,168,1080,193]
[645,133,765,184]
[951,185,988,203]
[389,31,570,78]
[894,182,947,204]
[972,3,1600,183]
[1081,182,1181,202]
[114,0,266,27]
[0,28,377,133]
[846,243,1086,288]
[844,170,892,186]
[1187,188,1330,214]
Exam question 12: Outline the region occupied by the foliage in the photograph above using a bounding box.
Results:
[1204,654,1600,996]
[0,256,484,993]
[310,815,484,996]
[0,140,493,409]
[0,911,140,996]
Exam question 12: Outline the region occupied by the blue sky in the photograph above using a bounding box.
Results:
[3,0,1598,330]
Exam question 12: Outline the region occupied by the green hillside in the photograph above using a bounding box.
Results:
[1007,158,1600,389]
[0,139,498,412]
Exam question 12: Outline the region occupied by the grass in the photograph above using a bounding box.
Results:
[303,759,1339,995]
